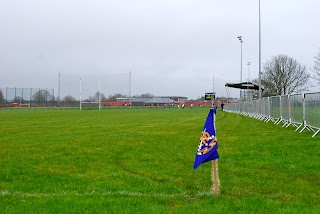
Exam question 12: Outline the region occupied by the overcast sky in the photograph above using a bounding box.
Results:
[0,0,319,99]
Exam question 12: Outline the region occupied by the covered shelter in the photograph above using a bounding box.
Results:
[225,82,263,90]
[225,81,264,101]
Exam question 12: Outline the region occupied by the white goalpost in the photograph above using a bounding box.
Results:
[79,77,101,110]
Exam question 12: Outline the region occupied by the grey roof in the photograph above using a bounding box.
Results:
[130,98,150,103]
[143,97,174,104]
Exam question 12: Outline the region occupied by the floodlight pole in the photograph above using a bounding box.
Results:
[258,0,262,100]
[247,62,251,101]
[238,36,243,100]
[239,38,243,83]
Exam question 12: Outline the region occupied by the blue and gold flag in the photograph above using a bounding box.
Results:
[194,108,219,170]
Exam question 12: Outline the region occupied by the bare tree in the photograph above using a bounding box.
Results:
[311,48,320,86]
[100,93,107,102]
[91,91,107,102]
[105,93,154,101]
[88,92,99,102]
[262,54,310,95]
[137,93,154,98]
[0,89,4,101]
[32,89,53,105]
[106,93,127,102]
[63,95,76,103]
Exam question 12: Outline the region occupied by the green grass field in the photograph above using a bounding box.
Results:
[0,108,319,213]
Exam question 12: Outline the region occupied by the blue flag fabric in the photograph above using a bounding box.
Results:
[194,108,219,170]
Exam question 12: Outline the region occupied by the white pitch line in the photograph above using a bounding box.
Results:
[0,190,212,197]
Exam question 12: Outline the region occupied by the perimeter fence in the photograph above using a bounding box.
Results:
[0,88,55,107]
[224,92,320,138]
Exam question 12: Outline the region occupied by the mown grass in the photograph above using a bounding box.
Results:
[0,108,319,213]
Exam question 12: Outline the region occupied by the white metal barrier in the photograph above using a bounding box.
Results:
[304,93,320,137]
[224,92,320,137]
[281,95,290,126]
[290,94,304,130]
[270,96,281,124]
[261,97,270,121]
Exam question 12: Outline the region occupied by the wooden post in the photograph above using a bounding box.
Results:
[212,159,220,195]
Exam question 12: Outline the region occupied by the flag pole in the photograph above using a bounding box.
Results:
[193,108,220,192]
[212,106,220,195]
[212,159,220,195]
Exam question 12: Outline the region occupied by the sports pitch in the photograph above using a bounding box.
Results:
[0,108,319,213]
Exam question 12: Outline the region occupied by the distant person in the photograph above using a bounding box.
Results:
[221,102,225,111]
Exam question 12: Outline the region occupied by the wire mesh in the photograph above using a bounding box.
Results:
[305,93,320,129]
[290,94,304,125]
[2,88,55,107]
